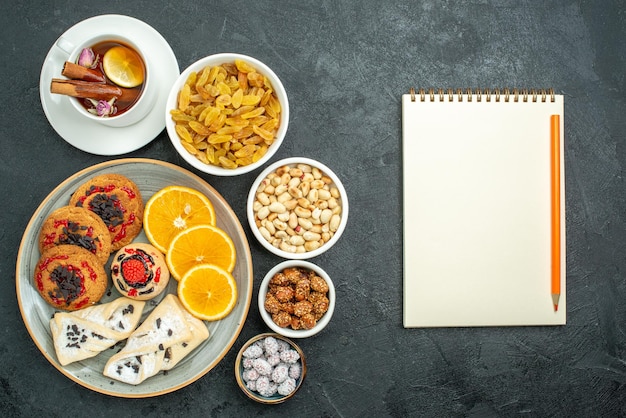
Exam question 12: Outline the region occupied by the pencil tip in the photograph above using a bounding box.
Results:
[551,294,560,312]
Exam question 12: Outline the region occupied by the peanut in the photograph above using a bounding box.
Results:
[253,163,343,254]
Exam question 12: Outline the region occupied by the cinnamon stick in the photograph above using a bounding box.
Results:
[61,61,105,83]
[50,79,140,103]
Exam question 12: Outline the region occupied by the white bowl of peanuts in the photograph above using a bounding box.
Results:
[247,157,348,259]
[258,260,336,338]
[165,53,289,175]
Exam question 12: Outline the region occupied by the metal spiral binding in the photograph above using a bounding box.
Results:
[409,87,555,103]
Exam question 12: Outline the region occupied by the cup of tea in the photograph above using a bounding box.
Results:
[52,34,156,128]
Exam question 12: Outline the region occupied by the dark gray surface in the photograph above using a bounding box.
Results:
[1,1,625,416]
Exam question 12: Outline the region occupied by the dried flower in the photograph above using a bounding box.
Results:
[87,98,116,117]
[78,48,97,68]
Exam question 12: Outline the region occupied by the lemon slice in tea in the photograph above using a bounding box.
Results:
[102,45,145,88]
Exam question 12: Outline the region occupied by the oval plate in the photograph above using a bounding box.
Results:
[15,158,253,397]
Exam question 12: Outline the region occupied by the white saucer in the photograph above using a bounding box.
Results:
[39,15,180,155]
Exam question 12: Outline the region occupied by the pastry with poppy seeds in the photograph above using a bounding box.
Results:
[50,297,145,366]
[103,294,209,385]
[38,205,112,264]
[111,243,170,300]
[69,173,144,251]
[34,244,108,311]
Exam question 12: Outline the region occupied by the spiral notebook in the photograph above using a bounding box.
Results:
[402,88,566,328]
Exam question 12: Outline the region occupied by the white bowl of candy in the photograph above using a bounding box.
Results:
[258,260,335,338]
[234,333,306,404]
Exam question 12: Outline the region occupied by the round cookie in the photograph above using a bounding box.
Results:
[111,243,170,300]
[38,205,112,264]
[34,244,108,311]
[69,173,144,251]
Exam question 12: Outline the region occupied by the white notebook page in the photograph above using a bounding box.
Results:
[402,91,566,327]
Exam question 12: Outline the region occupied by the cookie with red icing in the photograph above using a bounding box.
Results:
[110,243,170,301]
[38,205,112,264]
[34,244,108,311]
[69,174,143,251]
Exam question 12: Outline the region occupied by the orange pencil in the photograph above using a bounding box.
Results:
[550,114,561,312]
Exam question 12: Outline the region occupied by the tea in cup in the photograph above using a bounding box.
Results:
[51,34,156,128]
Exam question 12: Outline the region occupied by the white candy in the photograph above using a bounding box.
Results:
[242,344,263,359]
[242,358,254,369]
[276,340,290,352]
[277,377,297,396]
[266,353,281,367]
[279,349,300,364]
[256,376,270,394]
[289,363,301,380]
[260,382,278,398]
[242,337,303,398]
[253,358,273,376]
[242,369,259,382]
[263,336,280,355]
[272,363,289,384]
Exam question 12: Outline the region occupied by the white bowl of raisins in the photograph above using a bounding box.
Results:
[258,260,335,338]
[164,53,289,176]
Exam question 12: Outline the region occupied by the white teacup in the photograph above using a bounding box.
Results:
[55,34,156,128]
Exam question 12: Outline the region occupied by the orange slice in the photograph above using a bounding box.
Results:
[144,186,216,254]
[166,224,236,281]
[102,45,145,88]
[178,264,237,321]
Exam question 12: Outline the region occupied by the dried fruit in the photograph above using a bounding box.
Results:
[171,60,281,169]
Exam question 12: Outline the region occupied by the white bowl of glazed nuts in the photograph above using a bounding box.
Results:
[247,157,348,259]
[165,53,289,176]
[258,260,335,338]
